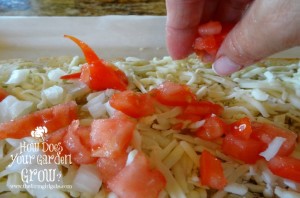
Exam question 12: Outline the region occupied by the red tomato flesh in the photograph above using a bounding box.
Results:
[196,115,227,140]
[200,150,227,190]
[182,101,223,117]
[268,156,300,183]
[63,120,96,164]
[251,122,297,156]
[222,134,267,164]
[45,128,69,157]
[229,117,252,139]
[109,90,155,118]
[194,36,218,52]
[193,22,235,62]
[151,81,197,106]
[0,101,77,140]
[80,62,128,91]
[60,72,81,80]
[108,152,166,198]
[90,118,136,158]
[0,87,8,102]
[63,35,128,91]
[97,152,127,183]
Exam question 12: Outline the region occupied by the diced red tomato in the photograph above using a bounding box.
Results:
[196,115,227,140]
[193,21,235,62]
[222,134,267,164]
[0,101,77,140]
[194,36,218,54]
[76,126,92,149]
[60,72,81,80]
[45,128,69,156]
[63,120,97,164]
[90,117,136,158]
[180,100,224,118]
[150,81,197,106]
[108,152,166,198]
[268,156,300,183]
[176,113,202,122]
[251,122,297,156]
[200,150,227,190]
[0,87,8,102]
[171,123,184,130]
[61,35,128,91]
[109,90,155,118]
[198,21,222,36]
[229,117,252,139]
[97,152,128,183]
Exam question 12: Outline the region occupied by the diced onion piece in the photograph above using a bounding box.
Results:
[104,101,117,117]
[72,164,102,195]
[41,85,64,105]
[107,192,118,198]
[224,183,248,196]
[63,81,90,99]
[5,138,22,148]
[47,68,67,81]
[259,137,286,161]
[0,95,33,123]
[126,149,138,166]
[84,93,107,118]
[6,69,30,85]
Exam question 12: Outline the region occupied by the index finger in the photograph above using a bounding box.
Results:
[166,0,205,59]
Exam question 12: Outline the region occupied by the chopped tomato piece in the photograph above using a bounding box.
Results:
[222,134,267,164]
[0,87,8,102]
[171,123,184,130]
[150,81,197,106]
[176,113,202,122]
[90,118,136,158]
[45,128,69,157]
[108,152,166,198]
[251,122,297,156]
[0,101,77,140]
[182,101,223,117]
[229,117,252,139]
[63,120,96,164]
[193,22,235,62]
[76,126,92,149]
[62,35,128,91]
[200,150,227,190]
[268,156,300,183]
[109,90,155,118]
[194,36,217,53]
[97,152,127,183]
[60,72,81,80]
[198,21,222,36]
[196,115,227,140]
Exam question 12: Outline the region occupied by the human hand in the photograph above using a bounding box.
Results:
[166,0,300,76]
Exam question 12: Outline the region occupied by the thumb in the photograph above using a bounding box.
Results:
[213,0,300,76]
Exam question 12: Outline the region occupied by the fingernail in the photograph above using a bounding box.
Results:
[212,56,242,76]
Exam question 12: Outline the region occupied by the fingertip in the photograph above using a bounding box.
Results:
[166,27,197,60]
[212,56,242,76]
